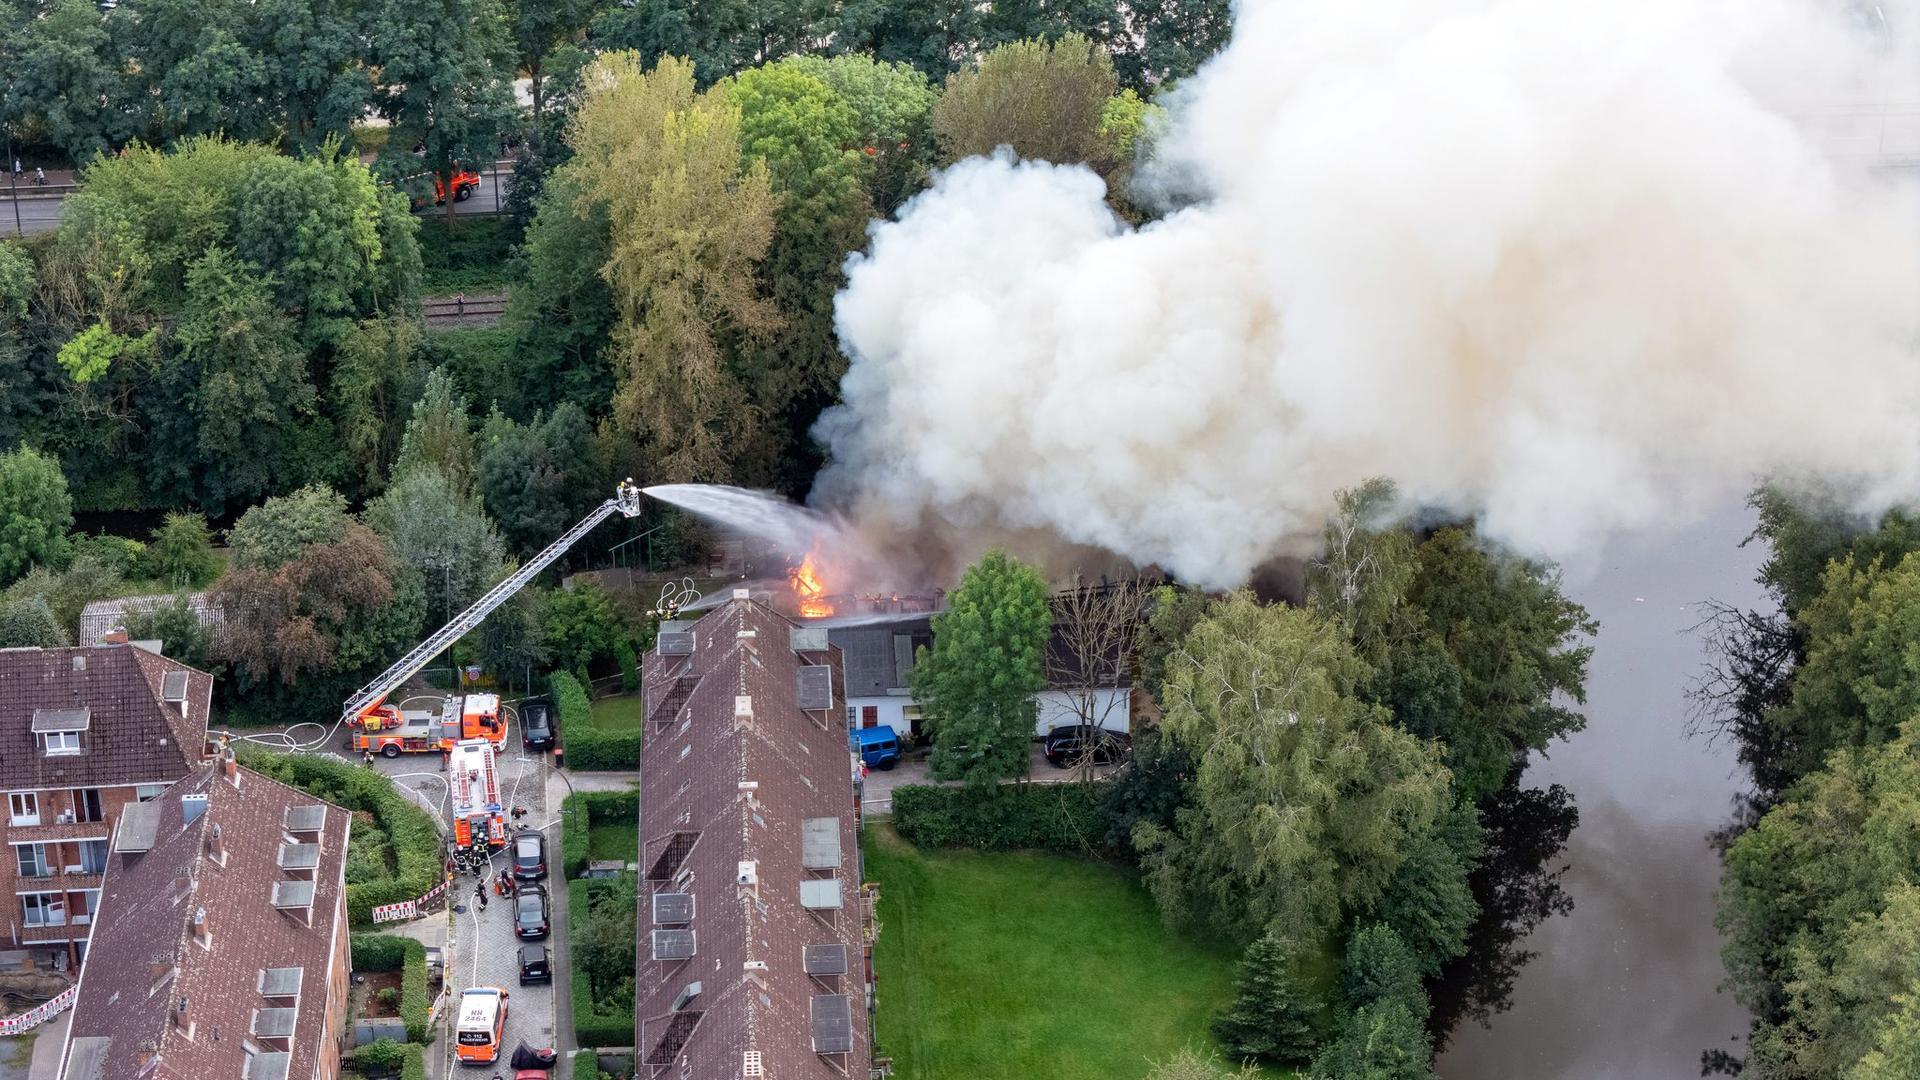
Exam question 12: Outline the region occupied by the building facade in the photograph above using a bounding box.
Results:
[58,753,352,1080]
[828,614,1132,740]
[637,593,873,1079]
[0,645,212,965]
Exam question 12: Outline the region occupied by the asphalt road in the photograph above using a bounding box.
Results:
[0,169,513,237]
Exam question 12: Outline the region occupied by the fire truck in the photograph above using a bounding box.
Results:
[339,481,645,756]
[448,739,506,849]
[346,693,506,758]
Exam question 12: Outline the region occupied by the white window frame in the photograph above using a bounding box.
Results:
[8,792,38,827]
[75,839,108,875]
[41,731,80,756]
[14,843,49,880]
[20,892,65,928]
[134,785,166,802]
[70,788,103,824]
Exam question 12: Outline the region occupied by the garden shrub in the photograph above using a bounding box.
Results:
[401,1043,426,1080]
[242,749,442,927]
[569,877,637,1047]
[551,670,643,771]
[559,790,638,877]
[892,782,1113,854]
[349,934,432,1042]
[358,1039,405,1073]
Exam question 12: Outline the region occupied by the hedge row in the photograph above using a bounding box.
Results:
[568,876,637,1047]
[238,748,443,927]
[349,935,432,1042]
[401,1043,426,1080]
[559,789,639,878]
[551,670,643,771]
[892,782,1114,854]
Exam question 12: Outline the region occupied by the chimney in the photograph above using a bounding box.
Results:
[135,1038,158,1068]
[149,957,169,981]
[172,995,190,1032]
[191,906,209,947]
[208,823,225,864]
[220,748,238,785]
[103,631,128,645]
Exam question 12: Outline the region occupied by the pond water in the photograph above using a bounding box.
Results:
[1437,501,1764,1078]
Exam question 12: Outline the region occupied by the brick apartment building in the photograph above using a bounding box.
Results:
[0,645,212,966]
[637,593,872,1079]
[58,751,353,1080]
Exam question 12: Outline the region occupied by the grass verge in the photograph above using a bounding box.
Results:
[865,824,1292,1080]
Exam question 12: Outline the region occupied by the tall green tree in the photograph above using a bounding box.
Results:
[503,169,617,419]
[393,369,480,496]
[142,250,319,509]
[250,0,376,151]
[932,34,1118,168]
[567,53,778,482]
[225,484,352,569]
[4,0,124,161]
[148,512,219,588]
[512,0,599,119]
[915,550,1051,786]
[1309,999,1435,1080]
[123,595,213,670]
[477,403,599,557]
[371,0,517,226]
[1720,719,1920,1079]
[1136,593,1452,942]
[118,0,271,145]
[365,464,507,613]
[328,317,427,494]
[730,63,871,489]
[0,447,73,584]
[1340,925,1426,1016]
[0,597,68,648]
[1210,932,1322,1064]
[230,148,391,345]
[777,54,938,212]
[1124,0,1231,87]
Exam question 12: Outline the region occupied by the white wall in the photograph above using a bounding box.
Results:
[1035,689,1130,736]
[849,689,1130,739]
[846,696,914,736]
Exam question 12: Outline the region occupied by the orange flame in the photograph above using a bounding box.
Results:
[790,549,835,618]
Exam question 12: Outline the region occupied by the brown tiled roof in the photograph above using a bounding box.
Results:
[61,759,350,1080]
[0,646,211,790]
[637,597,868,1079]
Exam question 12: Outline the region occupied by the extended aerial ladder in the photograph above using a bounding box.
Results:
[341,480,646,742]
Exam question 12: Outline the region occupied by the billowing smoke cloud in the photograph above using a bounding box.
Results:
[814,0,1920,588]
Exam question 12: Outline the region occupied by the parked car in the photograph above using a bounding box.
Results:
[513,885,550,940]
[520,696,556,751]
[517,943,552,985]
[512,831,547,882]
[1043,725,1130,769]
[850,725,901,770]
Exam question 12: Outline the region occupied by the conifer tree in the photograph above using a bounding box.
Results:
[1210,933,1321,1063]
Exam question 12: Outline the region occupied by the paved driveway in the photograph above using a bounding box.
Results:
[860,743,1120,813]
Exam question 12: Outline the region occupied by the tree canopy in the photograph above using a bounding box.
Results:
[915,550,1051,786]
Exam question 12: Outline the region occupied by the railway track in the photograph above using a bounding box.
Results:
[423,294,509,327]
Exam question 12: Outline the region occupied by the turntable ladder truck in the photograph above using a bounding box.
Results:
[342,480,646,757]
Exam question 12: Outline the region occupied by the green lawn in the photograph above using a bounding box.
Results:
[865,826,1287,1080]
[590,694,645,732]
[587,819,638,863]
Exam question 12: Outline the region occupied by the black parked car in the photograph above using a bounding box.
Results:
[1043,726,1130,769]
[520,697,556,751]
[513,885,550,940]
[518,943,552,985]
[512,831,547,882]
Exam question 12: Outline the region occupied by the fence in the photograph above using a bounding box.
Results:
[371,877,451,925]
[0,984,77,1036]
[421,295,508,323]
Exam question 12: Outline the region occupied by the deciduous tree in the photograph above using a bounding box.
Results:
[365,465,507,613]
[393,369,480,496]
[371,0,517,227]
[226,484,352,570]
[0,597,68,648]
[567,53,778,482]
[932,34,1117,169]
[914,550,1051,786]
[148,512,219,588]
[0,447,73,584]
[1137,592,1451,942]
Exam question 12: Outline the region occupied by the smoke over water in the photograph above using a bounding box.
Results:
[814,0,1920,589]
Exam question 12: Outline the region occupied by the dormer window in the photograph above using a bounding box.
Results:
[32,708,90,757]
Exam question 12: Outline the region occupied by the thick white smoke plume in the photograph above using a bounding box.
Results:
[814,0,1920,588]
